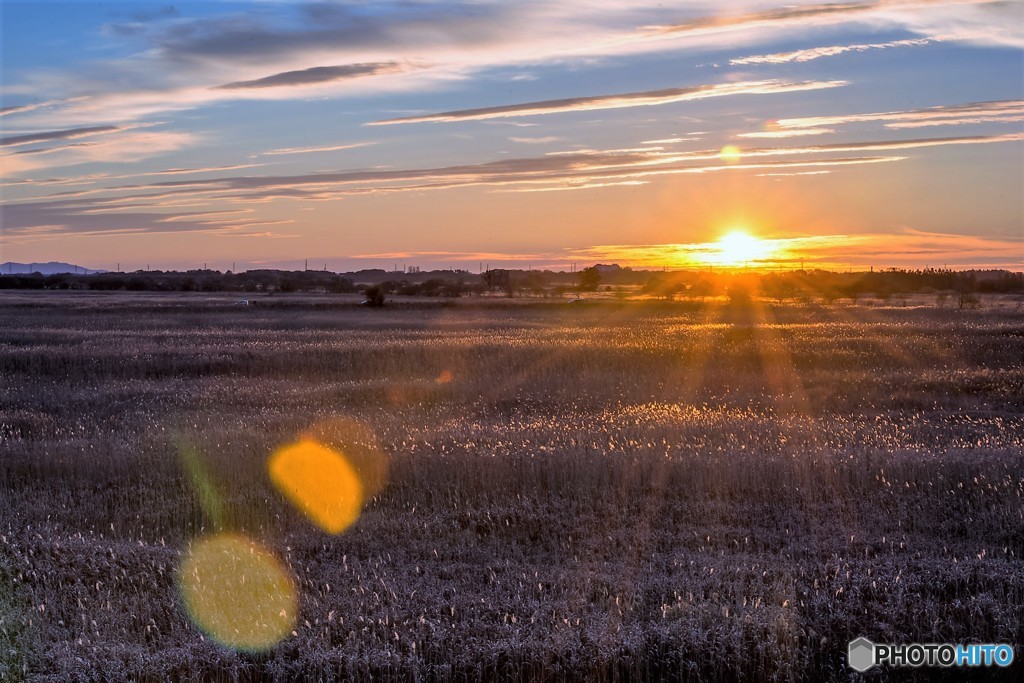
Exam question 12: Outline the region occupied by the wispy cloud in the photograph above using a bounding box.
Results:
[777,99,1024,129]
[0,125,121,147]
[1,130,199,175]
[641,0,999,40]
[150,163,264,175]
[261,142,376,156]
[214,62,403,90]
[756,170,833,177]
[509,136,562,144]
[6,130,1019,237]
[353,249,544,259]
[642,137,684,144]
[369,79,847,125]
[730,37,932,64]
[738,128,835,138]
[493,180,649,193]
[6,0,1015,131]
[0,99,74,118]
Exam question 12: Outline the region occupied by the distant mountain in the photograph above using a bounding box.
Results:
[0,261,106,275]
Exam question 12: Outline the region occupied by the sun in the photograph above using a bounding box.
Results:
[707,229,773,266]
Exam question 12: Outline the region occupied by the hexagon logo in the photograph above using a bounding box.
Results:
[848,637,876,672]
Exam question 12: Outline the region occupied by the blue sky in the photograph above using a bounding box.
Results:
[1,0,1022,271]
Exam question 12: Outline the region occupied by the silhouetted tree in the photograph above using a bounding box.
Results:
[577,266,600,292]
[363,285,385,307]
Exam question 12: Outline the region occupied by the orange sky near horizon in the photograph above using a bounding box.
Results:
[1,1,1021,272]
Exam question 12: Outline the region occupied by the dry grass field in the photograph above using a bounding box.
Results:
[1,291,1022,681]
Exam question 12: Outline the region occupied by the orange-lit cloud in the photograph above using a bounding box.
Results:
[352,230,1023,271]
[567,229,1024,270]
[5,131,1019,238]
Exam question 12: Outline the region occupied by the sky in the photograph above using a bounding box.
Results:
[1,0,1022,272]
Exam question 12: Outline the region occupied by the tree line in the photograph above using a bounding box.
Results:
[1,266,1021,303]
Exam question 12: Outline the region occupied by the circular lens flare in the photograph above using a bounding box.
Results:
[269,438,364,534]
[178,534,297,652]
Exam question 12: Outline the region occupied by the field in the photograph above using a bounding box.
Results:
[1,291,1022,681]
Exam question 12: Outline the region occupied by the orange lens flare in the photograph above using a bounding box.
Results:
[269,439,364,534]
[178,534,297,652]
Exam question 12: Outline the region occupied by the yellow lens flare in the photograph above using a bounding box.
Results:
[178,442,225,530]
[269,439,364,534]
[707,230,774,266]
[178,534,297,652]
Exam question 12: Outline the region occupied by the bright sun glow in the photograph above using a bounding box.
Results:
[707,230,773,266]
[719,145,742,163]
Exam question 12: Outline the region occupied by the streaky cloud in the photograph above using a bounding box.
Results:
[151,163,265,175]
[509,136,562,144]
[777,99,1024,129]
[368,80,848,125]
[643,0,993,37]
[263,142,376,156]
[8,131,1019,238]
[756,170,833,176]
[730,37,932,64]
[0,125,121,147]
[738,128,835,138]
[492,180,649,193]
[214,63,402,90]
[0,99,70,117]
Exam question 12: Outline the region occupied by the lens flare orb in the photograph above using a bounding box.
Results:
[178,534,297,652]
[269,438,364,534]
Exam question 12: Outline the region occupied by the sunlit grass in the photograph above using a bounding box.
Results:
[1,295,1022,679]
